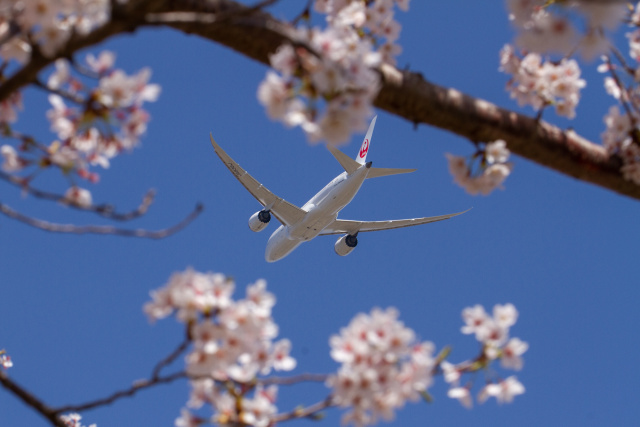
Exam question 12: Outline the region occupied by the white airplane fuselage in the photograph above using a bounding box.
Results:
[265,163,371,262]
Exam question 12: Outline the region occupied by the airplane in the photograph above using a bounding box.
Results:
[209,116,469,262]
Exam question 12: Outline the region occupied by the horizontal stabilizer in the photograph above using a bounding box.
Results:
[366,167,416,179]
[327,145,361,174]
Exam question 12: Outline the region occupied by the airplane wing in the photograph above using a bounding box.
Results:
[318,209,471,235]
[210,135,307,226]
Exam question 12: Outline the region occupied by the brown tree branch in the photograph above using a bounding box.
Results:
[0,0,636,199]
[52,371,187,414]
[0,371,68,427]
[258,373,328,386]
[0,201,203,238]
[0,171,158,220]
[150,337,191,381]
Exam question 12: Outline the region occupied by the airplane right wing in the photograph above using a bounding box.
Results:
[210,135,307,226]
[318,209,471,235]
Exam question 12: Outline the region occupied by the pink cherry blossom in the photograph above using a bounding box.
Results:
[448,386,473,409]
[328,307,435,425]
[258,0,409,144]
[0,351,12,369]
[64,186,93,208]
[1,145,25,172]
[500,337,529,371]
[478,376,525,404]
[60,413,96,427]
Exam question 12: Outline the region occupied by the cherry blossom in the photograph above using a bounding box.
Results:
[500,45,586,119]
[60,413,96,427]
[327,307,436,426]
[145,269,296,424]
[258,0,409,144]
[446,140,512,196]
[478,376,526,405]
[500,337,529,371]
[0,51,162,188]
[445,303,527,409]
[448,386,472,409]
[1,145,25,172]
[63,186,93,208]
[0,350,12,369]
[0,0,112,63]
[506,0,627,60]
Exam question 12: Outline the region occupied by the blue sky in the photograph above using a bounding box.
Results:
[2,1,639,426]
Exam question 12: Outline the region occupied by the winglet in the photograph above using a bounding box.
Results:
[356,115,377,165]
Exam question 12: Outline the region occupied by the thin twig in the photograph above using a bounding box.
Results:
[0,371,68,427]
[151,337,191,380]
[258,373,328,386]
[53,371,187,414]
[0,171,158,221]
[272,397,334,423]
[0,201,203,238]
[33,79,86,105]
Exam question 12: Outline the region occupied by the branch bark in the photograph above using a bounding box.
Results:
[0,0,637,199]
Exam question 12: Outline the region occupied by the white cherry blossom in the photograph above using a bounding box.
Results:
[478,376,525,404]
[64,186,93,207]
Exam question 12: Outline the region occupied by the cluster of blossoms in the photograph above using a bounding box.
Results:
[0,50,159,208]
[60,413,96,427]
[444,303,528,408]
[144,269,295,427]
[0,0,112,62]
[446,140,512,196]
[0,349,12,369]
[327,307,436,426]
[597,3,640,185]
[506,0,628,60]
[499,44,586,119]
[147,269,527,426]
[258,0,409,145]
[503,2,640,188]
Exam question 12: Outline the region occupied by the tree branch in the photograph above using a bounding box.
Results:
[150,337,191,380]
[0,201,203,238]
[0,0,637,199]
[0,172,159,221]
[272,397,334,423]
[0,371,67,427]
[53,371,187,414]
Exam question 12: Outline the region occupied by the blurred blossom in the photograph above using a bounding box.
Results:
[446,140,512,196]
[146,269,295,424]
[259,0,410,144]
[327,307,435,425]
[0,350,12,369]
[60,413,96,427]
[499,45,586,119]
[63,186,93,208]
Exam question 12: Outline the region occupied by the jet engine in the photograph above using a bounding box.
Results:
[334,234,358,256]
[248,210,271,232]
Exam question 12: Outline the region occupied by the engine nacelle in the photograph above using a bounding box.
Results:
[248,210,271,232]
[334,234,358,256]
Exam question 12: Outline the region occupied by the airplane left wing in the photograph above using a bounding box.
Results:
[319,209,471,235]
[210,135,307,226]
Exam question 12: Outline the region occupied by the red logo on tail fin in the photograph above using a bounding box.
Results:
[359,139,369,158]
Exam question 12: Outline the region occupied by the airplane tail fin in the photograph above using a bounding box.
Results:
[356,115,376,164]
[366,167,416,179]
